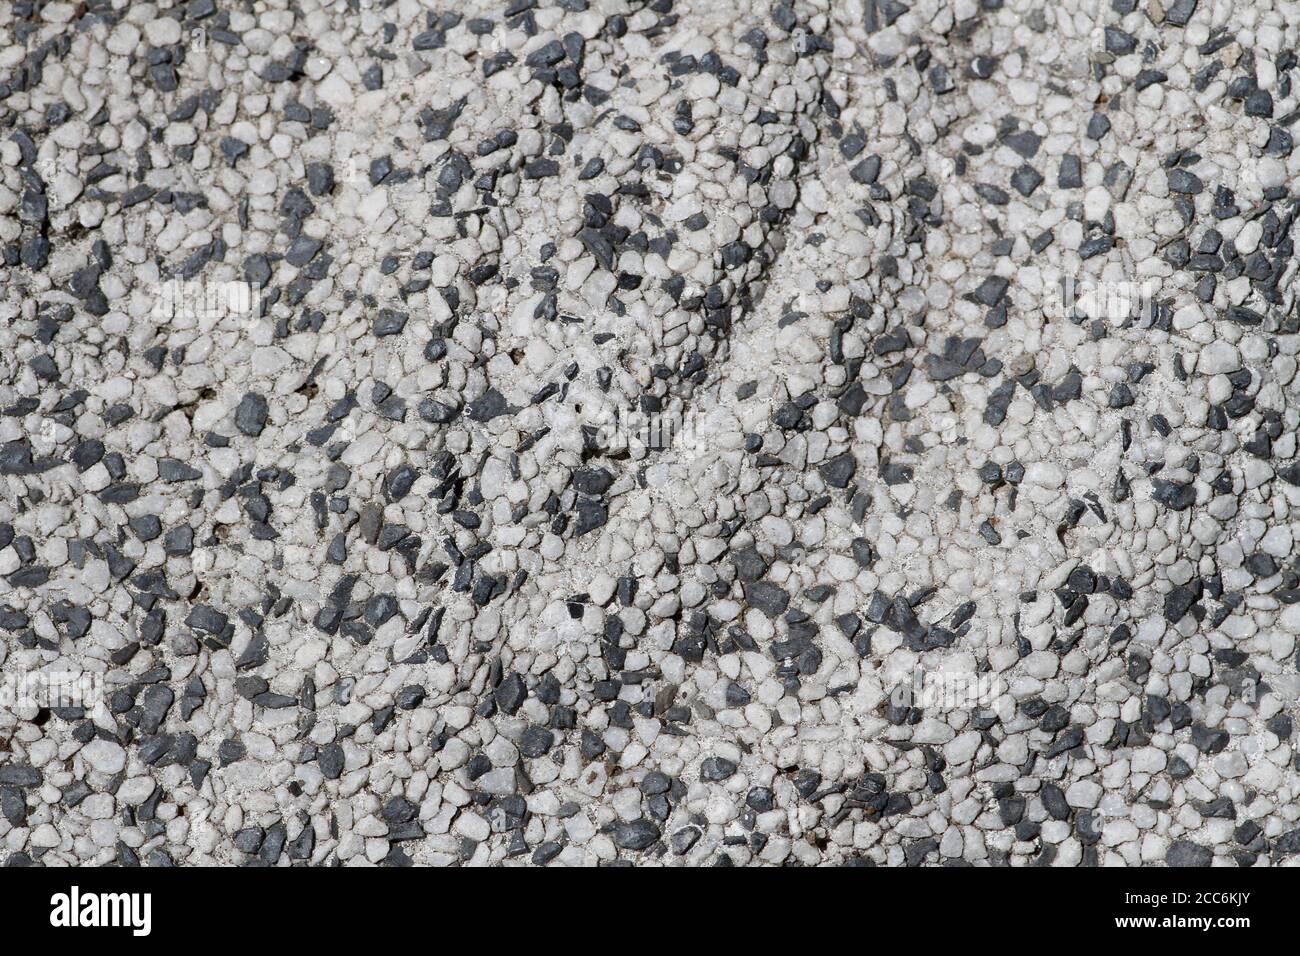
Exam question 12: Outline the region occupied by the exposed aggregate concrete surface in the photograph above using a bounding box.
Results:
[2,0,1300,867]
